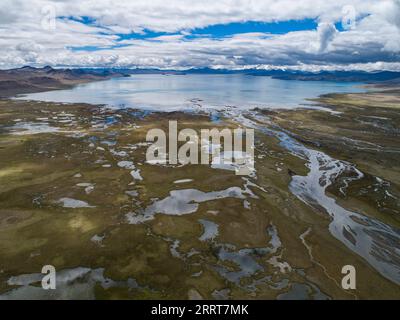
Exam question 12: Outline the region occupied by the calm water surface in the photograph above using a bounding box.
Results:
[16,74,366,111]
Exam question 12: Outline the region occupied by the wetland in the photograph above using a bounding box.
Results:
[0,74,399,300]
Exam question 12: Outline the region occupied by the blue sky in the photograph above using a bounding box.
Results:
[1,0,400,71]
[193,19,319,36]
[69,19,320,51]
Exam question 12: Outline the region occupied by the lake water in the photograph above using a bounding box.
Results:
[16,74,366,111]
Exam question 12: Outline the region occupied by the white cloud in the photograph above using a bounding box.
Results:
[0,0,399,70]
[317,23,337,52]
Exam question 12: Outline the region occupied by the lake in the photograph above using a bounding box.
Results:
[16,74,366,111]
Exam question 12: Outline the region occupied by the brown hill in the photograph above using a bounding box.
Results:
[0,66,124,97]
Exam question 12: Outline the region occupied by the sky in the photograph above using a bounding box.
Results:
[0,0,400,71]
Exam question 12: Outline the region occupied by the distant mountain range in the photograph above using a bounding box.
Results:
[1,66,399,98]
[180,68,400,83]
[249,70,400,83]
[82,67,400,83]
[0,66,126,97]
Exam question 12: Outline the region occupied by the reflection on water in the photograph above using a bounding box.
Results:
[198,219,219,242]
[16,74,365,111]
[0,267,143,300]
[126,187,248,224]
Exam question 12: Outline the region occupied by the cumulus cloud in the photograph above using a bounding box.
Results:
[372,0,400,29]
[317,23,337,52]
[0,0,399,70]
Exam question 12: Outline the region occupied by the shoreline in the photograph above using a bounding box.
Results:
[0,66,126,99]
